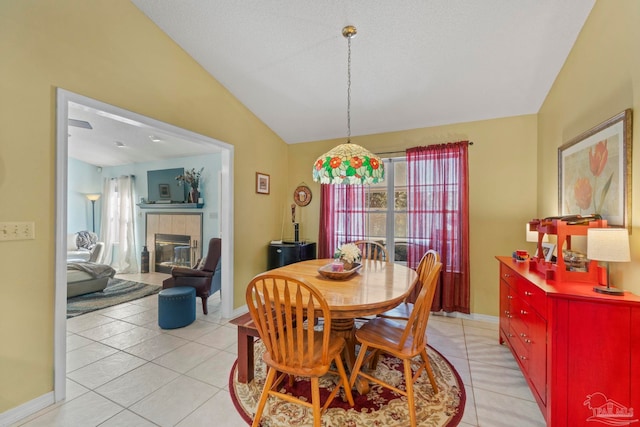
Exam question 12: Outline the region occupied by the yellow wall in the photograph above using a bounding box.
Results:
[0,0,287,413]
[288,114,539,316]
[538,0,640,294]
[3,0,638,418]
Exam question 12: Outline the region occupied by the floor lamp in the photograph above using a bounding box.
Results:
[86,194,101,233]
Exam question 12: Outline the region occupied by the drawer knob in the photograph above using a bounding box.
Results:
[519,333,527,338]
[520,309,528,315]
[524,291,533,296]
[507,333,514,338]
[520,355,527,360]
[507,314,513,319]
[507,295,513,299]
[525,339,532,344]
[504,273,511,278]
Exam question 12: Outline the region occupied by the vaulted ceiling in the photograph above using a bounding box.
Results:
[69,1,595,166]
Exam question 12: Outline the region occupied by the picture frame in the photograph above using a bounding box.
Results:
[158,183,171,199]
[558,109,633,229]
[537,242,556,262]
[256,172,270,195]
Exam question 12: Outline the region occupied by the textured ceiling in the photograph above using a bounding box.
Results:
[68,102,221,167]
[131,0,595,144]
[69,1,595,167]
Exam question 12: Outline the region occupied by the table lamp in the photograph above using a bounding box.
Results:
[526,223,549,253]
[587,228,630,295]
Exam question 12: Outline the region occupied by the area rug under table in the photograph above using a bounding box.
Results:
[230,341,465,427]
[67,278,161,318]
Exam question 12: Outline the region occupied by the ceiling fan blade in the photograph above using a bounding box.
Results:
[68,119,93,129]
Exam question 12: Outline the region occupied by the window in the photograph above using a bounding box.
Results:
[362,159,408,263]
[319,142,470,313]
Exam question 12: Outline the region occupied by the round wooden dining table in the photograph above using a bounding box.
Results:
[269,258,418,392]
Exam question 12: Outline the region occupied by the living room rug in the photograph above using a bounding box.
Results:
[67,278,161,318]
[229,341,465,426]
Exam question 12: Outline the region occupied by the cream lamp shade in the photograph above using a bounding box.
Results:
[587,228,630,262]
[86,194,101,202]
[525,223,549,242]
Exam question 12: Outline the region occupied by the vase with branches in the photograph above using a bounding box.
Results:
[176,167,204,203]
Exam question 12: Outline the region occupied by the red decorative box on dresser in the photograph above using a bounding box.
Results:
[497,256,640,426]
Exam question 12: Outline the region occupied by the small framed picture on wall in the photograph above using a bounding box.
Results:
[256,172,270,195]
[159,184,171,199]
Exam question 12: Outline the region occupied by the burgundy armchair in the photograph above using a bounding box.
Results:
[162,238,221,314]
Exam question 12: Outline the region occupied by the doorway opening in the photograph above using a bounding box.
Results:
[54,88,234,402]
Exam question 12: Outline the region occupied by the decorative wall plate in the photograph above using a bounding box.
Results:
[294,185,312,207]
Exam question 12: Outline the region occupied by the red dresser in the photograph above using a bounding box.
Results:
[497,256,640,426]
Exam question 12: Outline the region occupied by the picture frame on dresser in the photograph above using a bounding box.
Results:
[558,109,633,229]
[536,242,555,262]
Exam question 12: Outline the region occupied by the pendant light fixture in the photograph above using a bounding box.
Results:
[312,25,384,185]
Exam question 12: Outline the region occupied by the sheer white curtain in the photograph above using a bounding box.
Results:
[100,175,139,273]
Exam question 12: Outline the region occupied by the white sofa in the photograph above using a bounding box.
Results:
[67,232,104,263]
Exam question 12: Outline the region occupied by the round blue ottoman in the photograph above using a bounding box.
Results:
[158,287,196,329]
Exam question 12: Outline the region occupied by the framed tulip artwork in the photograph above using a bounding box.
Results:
[558,109,633,229]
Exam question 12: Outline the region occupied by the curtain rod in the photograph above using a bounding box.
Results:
[375,141,474,156]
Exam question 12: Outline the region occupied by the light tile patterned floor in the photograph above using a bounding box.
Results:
[13,274,546,427]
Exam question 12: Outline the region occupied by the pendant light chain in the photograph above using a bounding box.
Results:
[312,24,384,185]
[346,34,352,143]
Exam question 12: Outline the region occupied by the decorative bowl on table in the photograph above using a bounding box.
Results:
[318,262,362,280]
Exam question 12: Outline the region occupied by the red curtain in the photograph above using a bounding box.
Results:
[318,184,366,258]
[406,142,470,314]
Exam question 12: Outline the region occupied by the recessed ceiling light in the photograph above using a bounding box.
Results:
[149,135,163,142]
[114,141,125,148]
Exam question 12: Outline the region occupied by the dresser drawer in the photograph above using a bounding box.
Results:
[509,324,529,371]
[500,264,517,288]
[509,293,527,337]
[516,277,547,316]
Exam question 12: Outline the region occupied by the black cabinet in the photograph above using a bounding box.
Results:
[268,242,317,270]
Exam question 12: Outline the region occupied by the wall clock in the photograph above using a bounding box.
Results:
[293,185,312,207]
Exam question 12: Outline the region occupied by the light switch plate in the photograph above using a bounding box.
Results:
[0,222,35,241]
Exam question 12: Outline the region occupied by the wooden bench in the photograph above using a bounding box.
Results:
[229,312,260,383]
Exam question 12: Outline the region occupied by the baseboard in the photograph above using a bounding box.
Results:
[0,392,54,427]
[432,311,499,324]
[228,304,249,320]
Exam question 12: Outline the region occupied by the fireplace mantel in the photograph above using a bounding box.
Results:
[138,203,204,209]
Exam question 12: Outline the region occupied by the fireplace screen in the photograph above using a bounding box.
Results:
[155,233,192,273]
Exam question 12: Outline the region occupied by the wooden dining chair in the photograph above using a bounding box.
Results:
[378,249,440,320]
[352,240,389,262]
[245,273,354,427]
[349,262,443,427]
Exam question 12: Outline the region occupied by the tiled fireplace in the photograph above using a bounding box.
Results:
[154,233,191,273]
[145,213,203,273]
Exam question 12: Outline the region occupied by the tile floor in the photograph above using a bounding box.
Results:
[13,273,547,427]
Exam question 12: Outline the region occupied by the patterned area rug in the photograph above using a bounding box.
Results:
[67,278,161,318]
[229,341,465,426]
